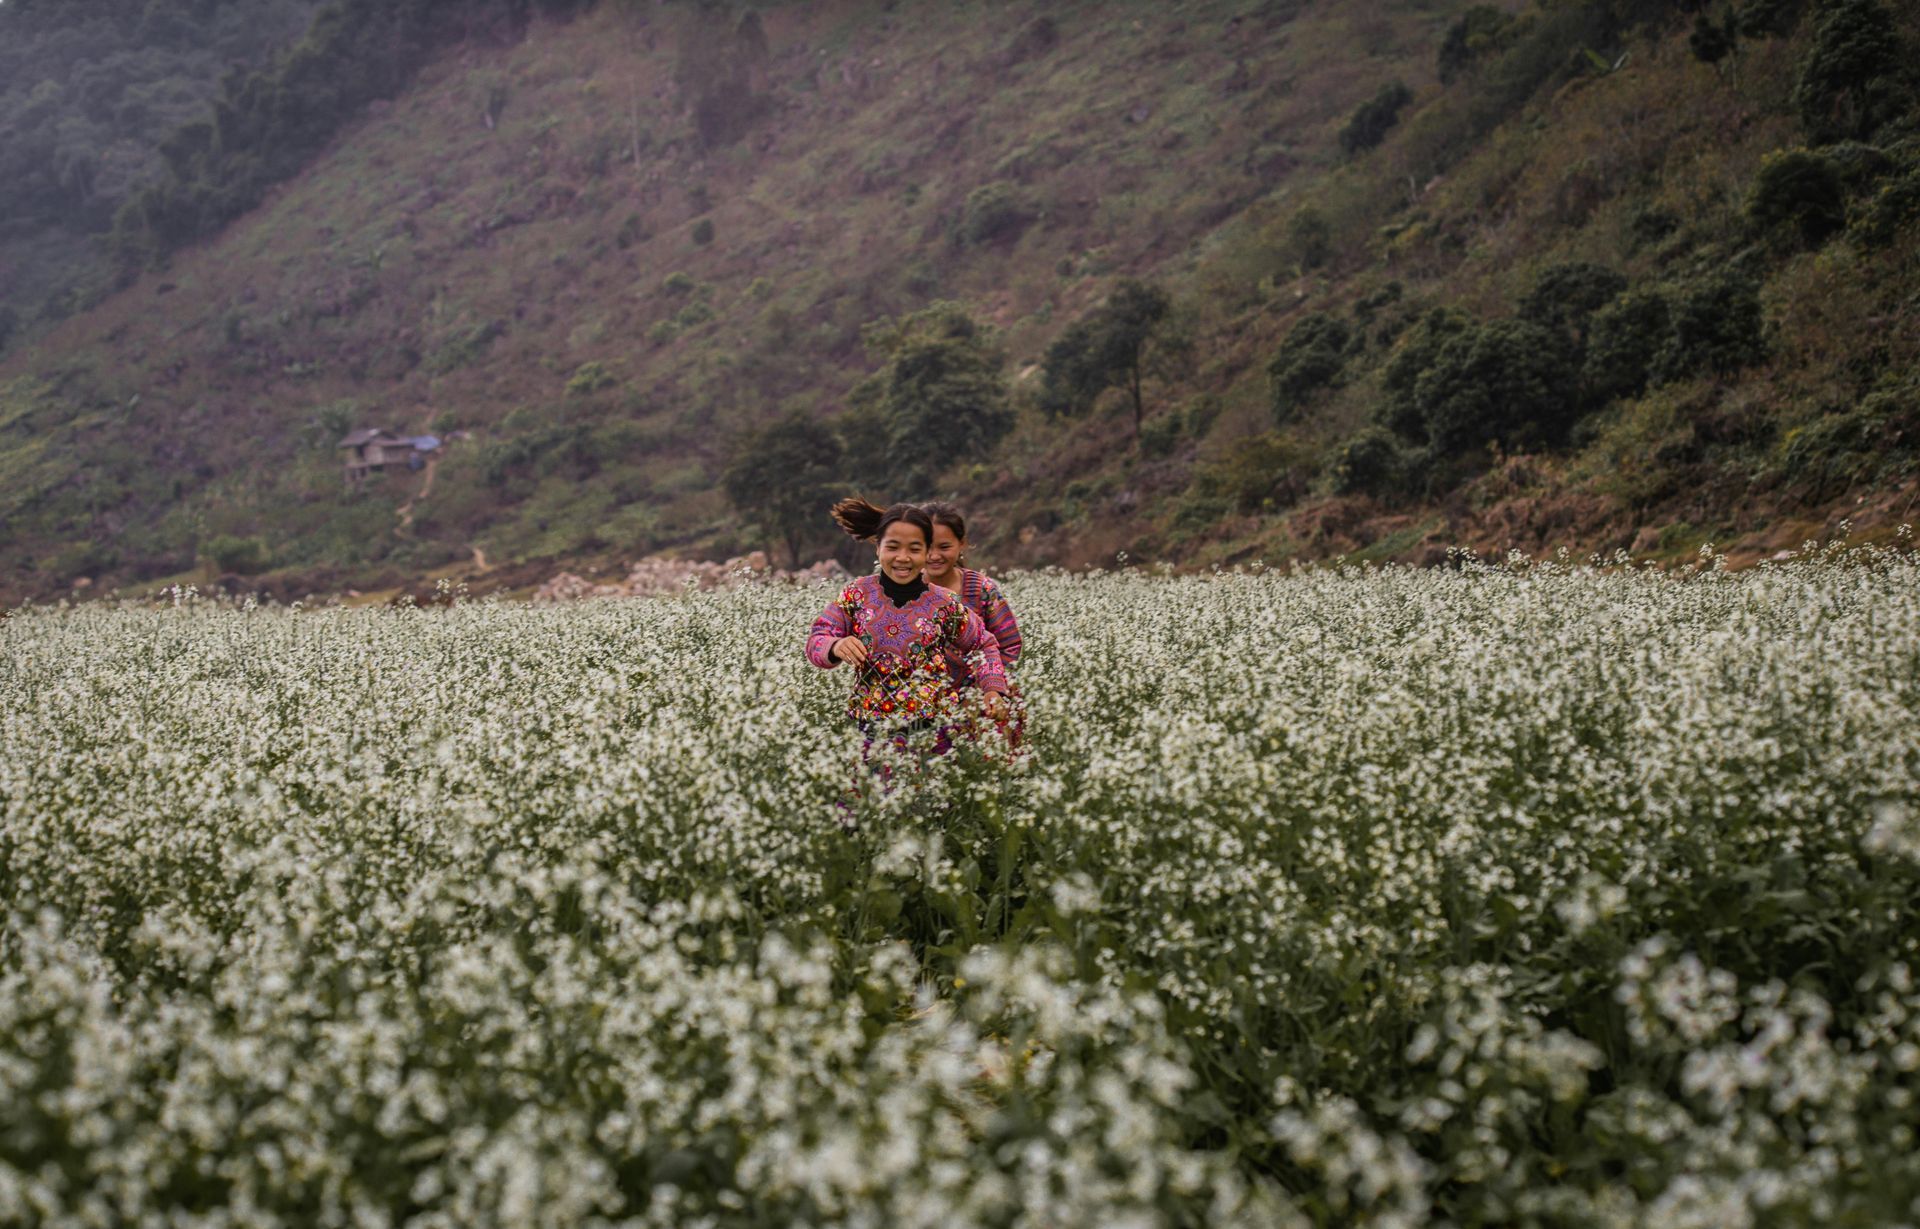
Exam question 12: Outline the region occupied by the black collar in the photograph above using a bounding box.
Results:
[878,573,928,606]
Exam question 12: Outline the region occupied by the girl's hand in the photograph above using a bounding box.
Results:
[832,636,869,666]
[984,692,1008,723]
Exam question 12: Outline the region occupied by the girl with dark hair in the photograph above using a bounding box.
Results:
[921,501,1025,749]
[920,501,1022,668]
[807,499,1008,736]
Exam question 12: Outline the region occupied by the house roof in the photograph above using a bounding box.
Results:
[410,434,441,451]
[338,428,399,448]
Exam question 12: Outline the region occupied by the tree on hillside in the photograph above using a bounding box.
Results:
[1791,0,1911,143]
[1267,312,1351,425]
[1689,11,1738,65]
[1583,288,1673,404]
[0,0,329,315]
[1412,318,1579,454]
[1656,271,1768,381]
[1339,81,1414,156]
[723,410,843,568]
[1377,307,1475,444]
[847,303,1013,495]
[1747,148,1847,247]
[1437,5,1518,83]
[1520,262,1628,353]
[1738,0,1807,39]
[1038,280,1175,444]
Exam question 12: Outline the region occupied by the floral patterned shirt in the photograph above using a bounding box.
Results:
[806,575,1008,722]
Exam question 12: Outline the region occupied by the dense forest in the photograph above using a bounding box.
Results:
[0,0,1916,602]
[0,0,326,338]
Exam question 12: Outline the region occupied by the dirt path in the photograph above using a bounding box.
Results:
[396,457,439,532]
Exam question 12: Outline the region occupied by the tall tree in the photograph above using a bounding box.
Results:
[1791,0,1910,142]
[847,302,1013,495]
[722,410,843,568]
[1038,280,1174,444]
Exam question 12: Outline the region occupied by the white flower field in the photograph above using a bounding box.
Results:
[4,543,1920,1227]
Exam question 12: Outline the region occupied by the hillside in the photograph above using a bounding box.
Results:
[2,0,1917,604]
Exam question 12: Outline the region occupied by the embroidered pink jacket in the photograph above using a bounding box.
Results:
[806,576,1008,722]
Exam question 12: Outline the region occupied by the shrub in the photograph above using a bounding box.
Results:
[1181,394,1225,438]
[672,301,716,330]
[1287,206,1333,271]
[1519,262,1628,348]
[426,319,505,375]
[44,539,119,582]
[1267,312,1352,424]
[204,534,269,576]
[1339,81,1415,156]
[959,182,1033,246]
[615,213,649,249]
[1378,307,1476,443]
[1329,426,1406,496]
[1824,140,1899,186]
[1777,382,1918,499]
[1189,432,1314,513]
[690,217,715,246]
[1627,202,1681,249]
[1655,272,1767,381]
[1584,288,1673,405]
[1791,0,1911,143]
[661,271,698,296]
[304,401,359,452]
[566,361,618,396]
[1850,162,1920,247]
[1352,281,1405,328]
[1139,412,1184,459]
[1689,11,1736,64]
[1747,148,1848,247]
[1412,318,1579,453]
[1437,5,1518,83]
[1738,0,1807,38]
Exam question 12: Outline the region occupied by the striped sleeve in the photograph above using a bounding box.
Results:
[972,571,1023,667]
[953,606,1008,694]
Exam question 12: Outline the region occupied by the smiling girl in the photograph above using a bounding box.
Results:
[919,500,1026,750]
[807,499,1008,735]
[920,501,1022,668]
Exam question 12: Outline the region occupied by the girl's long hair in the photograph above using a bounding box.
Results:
[921,501,967,543]
[831,497,932,543]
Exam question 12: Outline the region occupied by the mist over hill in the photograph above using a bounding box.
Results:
[1,0,1916,604]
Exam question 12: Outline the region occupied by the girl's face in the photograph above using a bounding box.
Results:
[876,521,928,584]
[925,523,963,583]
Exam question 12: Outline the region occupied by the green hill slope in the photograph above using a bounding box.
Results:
[2,0,1917,604]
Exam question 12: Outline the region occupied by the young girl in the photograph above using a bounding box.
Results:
[919,501,1022,670]
[806,500,1008,740]
[922,501,1027,752]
